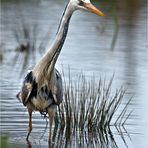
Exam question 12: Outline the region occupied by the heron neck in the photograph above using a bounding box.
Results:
[43,3,74,69]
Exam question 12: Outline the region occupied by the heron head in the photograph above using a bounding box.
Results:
[70,0,105,16]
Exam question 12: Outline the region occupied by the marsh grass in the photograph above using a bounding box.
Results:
[52,70,132,144]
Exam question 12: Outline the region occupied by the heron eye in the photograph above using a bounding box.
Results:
[79,1,84,6]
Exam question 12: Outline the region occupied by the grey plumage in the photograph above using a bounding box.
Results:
[17,69,62,110]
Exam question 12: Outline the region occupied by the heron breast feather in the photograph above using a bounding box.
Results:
[32,97,52,111]
[31,85,55,110]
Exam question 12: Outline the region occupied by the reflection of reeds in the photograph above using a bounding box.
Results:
[98,1,119,50]
[13,21,38,74]
[0,44,4,63]
[110,6,119,50]
[13,19,50,74]
[0,51,3,63]
[14,20,38,52]
[51,127,121,148]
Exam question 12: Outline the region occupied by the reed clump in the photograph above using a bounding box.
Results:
[54,72,132,138]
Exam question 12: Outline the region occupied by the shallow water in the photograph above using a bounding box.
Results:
[0,0,147,147]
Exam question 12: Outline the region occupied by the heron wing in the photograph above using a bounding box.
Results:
[21,82,32,106]
[19,71,36,106]
[55,69,63,105]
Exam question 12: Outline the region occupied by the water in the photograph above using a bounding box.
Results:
[0,0,147,147]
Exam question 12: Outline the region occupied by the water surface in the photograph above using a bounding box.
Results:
[0,0,147,147]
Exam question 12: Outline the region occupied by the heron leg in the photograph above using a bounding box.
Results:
[26,108,33,141]
[47,107,55,143]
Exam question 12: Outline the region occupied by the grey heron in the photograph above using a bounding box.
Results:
[16,0,105,142]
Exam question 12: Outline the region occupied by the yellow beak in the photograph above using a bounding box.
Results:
[84,3,105,17]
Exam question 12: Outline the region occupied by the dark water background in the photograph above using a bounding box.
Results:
[0,0,147,147]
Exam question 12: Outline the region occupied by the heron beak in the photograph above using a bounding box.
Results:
[84,3,105,17]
